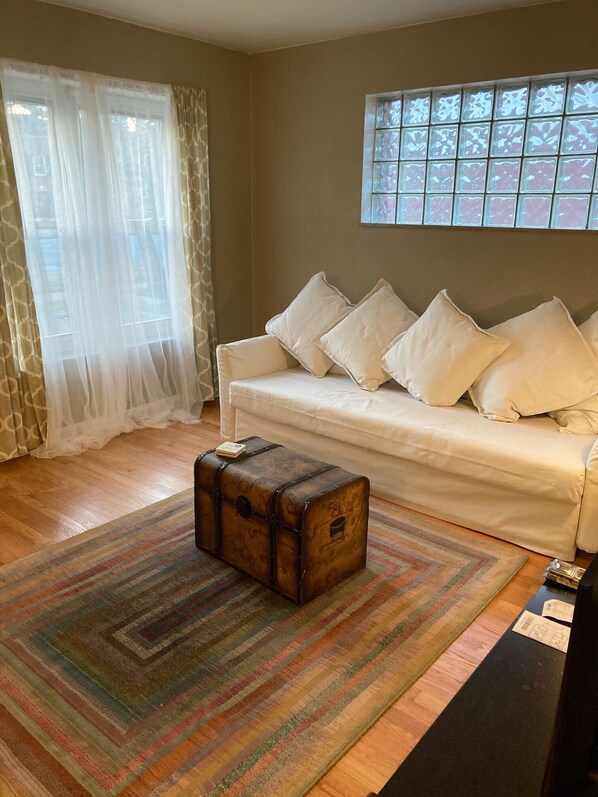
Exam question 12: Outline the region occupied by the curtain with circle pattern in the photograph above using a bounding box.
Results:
[172,85,217,399]
[0,92,46,461]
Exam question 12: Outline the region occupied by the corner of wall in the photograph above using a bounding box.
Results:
[248,53,258,338]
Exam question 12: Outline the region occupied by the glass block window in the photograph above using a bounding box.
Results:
[361,71,598,230]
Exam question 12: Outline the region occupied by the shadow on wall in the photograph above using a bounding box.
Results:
[480,296,598,327]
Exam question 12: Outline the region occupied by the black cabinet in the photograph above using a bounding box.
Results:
[373,583,576,797]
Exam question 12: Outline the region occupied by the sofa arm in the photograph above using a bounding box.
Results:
[577,437,598,554]
[216,335,298,439]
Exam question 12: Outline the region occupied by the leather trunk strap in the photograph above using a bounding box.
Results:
[268,464,338,586]
[213,440,283,554]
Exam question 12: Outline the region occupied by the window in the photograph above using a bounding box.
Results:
[1,60,202,457]
[6,88,177,345]
[361,71,598,230]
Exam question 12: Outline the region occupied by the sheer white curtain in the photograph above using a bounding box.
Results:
[0,60,201,457]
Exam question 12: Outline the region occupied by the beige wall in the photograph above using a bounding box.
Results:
[251,0,598,330]
[0,0,252,343]
[2,0,597,342]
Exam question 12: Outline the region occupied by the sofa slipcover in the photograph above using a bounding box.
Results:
[217,335,598,560]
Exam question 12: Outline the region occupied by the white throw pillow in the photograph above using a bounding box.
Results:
[380,290,510,406]
[549,310,598,434]
[469,299,598,423]
[265,272,351,377]
[316,279,418,391]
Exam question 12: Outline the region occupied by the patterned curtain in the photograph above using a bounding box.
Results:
[172,85,217,399]
[0,94,47,460]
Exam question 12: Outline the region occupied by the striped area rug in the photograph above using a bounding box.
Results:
[0,490,526,796]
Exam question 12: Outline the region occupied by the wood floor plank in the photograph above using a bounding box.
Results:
[0,401,576,797]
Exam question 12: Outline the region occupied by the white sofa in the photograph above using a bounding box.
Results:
[217,334,598,561]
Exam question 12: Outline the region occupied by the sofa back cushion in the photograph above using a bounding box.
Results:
[469,299,598,422]
[549,310,598,434]
[316,279,417,391]
[265,272,351,377]
[380,290,510,406]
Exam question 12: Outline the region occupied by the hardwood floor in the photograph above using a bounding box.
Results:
[0,402,221,565]
[0,404,586,796]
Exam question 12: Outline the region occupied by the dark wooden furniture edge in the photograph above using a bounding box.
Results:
[370,581,576,797]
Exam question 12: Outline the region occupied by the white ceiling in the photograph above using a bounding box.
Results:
[38,0,558,53]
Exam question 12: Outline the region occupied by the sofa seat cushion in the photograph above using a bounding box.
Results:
[229,369,595,504]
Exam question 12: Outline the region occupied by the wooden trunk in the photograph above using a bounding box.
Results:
[194,436,369,604]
